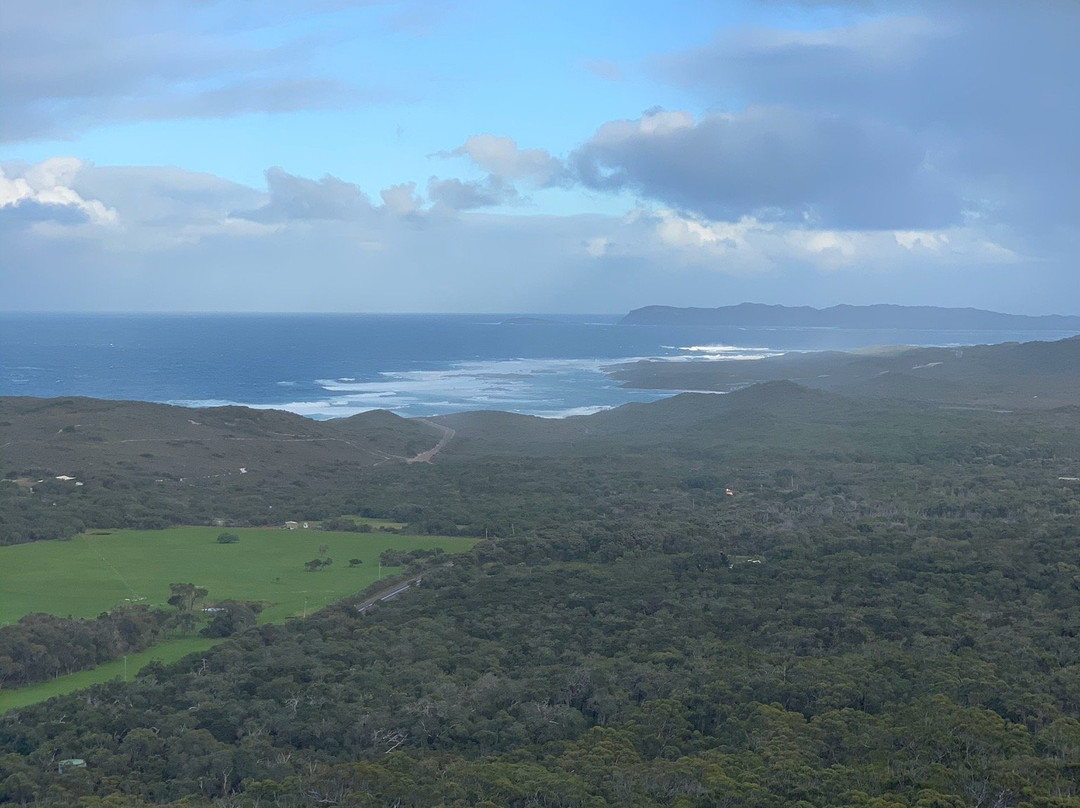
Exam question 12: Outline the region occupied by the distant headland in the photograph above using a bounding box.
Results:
[620,303,1080,330]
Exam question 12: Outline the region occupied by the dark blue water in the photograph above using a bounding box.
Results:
[2,313,1076,419]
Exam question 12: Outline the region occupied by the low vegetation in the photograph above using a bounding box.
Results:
[1,337,1079,806]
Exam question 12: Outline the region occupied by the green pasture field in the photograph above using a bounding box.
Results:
[0,525,475,625]
[0,637,217,712]
[0,525,475,712]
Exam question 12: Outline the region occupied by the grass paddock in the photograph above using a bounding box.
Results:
[0,525,475,711]
[1,525,473,624]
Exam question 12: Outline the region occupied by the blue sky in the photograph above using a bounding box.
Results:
[1,0,1076,313]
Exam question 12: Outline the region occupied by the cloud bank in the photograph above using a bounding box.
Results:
[1,1,1075,314]
[0,158,1051,314]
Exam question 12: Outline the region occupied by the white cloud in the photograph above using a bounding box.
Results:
[0,159,1064,315]
[636,109,695,137]
[584,236,610,258]
[652,211,764,252]
[800,231,857,256]
[448,135,567,188]
[973,240,1020,264]
[380,182,423,215]
[0,158,117,225]
[894,230,948,251]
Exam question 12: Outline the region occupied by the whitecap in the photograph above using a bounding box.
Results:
[167,398,247,408]
[250,399,406,420]
[677,344,775,354]
[536,404,615,419]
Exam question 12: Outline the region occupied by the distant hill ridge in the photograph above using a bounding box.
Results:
[620,303,1080,330]
[609,334,1080,410]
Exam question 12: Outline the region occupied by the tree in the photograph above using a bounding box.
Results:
[200,601,260,638]
[167,582,208,631]
[349,558,364,568]
[167,582,208,614]
[216,532,239,544]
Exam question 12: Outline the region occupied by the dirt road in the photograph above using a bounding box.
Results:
[406,420,455,463]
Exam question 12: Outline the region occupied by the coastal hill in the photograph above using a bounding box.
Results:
[620,302,1080,330]
[5,338,1080,806]
[0,396,443,482]
[3,334,1078,545]
[611,334,1080,410]
[4,335,1076,489]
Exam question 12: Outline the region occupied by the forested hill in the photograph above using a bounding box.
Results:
[611,334,1080,410]
[620,302,1080,329]
[0,396,440,479]
[3,372,1080,805]
[435,382,864,456]
[4,357,1079,546]
[0,398,444,543]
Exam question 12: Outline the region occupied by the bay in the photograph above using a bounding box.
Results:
[1,313,1076,419]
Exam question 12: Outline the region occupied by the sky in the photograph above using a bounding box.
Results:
[0,0,1076,314]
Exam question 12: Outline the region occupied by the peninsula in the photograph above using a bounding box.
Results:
[620,303,1080,330]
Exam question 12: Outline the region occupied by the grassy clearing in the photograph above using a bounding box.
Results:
[1,525,475,625]
[0,525,475,712]
[0,637,217,713]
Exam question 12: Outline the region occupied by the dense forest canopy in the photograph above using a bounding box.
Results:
[1,337,1079,807]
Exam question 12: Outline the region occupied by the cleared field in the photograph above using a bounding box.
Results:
[0,525,475,712]
[0,525,476,625]
[0,637,216,712]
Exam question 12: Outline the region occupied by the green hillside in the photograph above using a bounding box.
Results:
[610,334,1080,409]
[2,339,1080,806]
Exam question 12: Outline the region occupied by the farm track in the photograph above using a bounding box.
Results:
[406,420,456,464]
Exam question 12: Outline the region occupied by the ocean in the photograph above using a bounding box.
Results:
[2,313,1076,420]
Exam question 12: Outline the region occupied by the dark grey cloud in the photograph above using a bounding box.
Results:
[570,107,959,229]
[0,1,396,141]
[654,2,1080,231]
[237,167,373,222]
